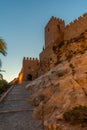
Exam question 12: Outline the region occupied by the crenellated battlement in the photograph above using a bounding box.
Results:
[64,13,87,40]
[45,15,65,48]
[45,16,65,28]
[45,13,87,42]
[23,57,39,61]
[65,13,87,29]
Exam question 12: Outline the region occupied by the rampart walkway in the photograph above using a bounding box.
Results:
[0,84,43,130]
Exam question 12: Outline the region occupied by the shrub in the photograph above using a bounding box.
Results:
[0,79,8,94]
[63,106,87,126]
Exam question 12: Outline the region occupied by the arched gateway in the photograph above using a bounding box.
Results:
[27,74,32,81]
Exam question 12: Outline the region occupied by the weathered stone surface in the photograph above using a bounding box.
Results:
[26,49,87,130]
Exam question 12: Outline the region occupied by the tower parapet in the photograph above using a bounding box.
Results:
[22,57,39,81]
[46,16,65,27]
[64,13,87,40]
[45,16,65,48]
[23,57,39,62]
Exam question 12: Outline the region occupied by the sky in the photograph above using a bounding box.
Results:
[0,0,87,82]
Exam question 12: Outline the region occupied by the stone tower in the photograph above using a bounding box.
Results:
[22,57,39,81]
[45,16,65,48]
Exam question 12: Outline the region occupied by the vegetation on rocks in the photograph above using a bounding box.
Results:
[0,38,8,95]
[0,79,8,95]
[63,106,87,126]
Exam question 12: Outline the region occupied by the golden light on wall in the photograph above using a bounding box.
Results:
[19,72,23,84]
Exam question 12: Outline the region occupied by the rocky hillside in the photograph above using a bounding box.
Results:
[25,31,87,130]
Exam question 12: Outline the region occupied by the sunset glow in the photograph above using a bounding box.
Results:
[18,72,23,84]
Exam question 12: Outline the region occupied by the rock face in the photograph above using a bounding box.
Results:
[25,35,87,130]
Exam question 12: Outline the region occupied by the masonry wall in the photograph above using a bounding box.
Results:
[64,13,87,40]
[39,42,57,75]
[22,57,39,81]
[45,16,65,48]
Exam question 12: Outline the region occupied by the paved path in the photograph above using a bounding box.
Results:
[0,85,43,130]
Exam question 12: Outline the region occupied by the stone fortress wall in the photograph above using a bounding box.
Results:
[64,13,87,40]
[39,42,57,74]
[21,13,87,81]
[39,13,87,75]
[45,13,87,44]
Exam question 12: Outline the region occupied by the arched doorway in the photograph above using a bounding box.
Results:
[27,74,32,81]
